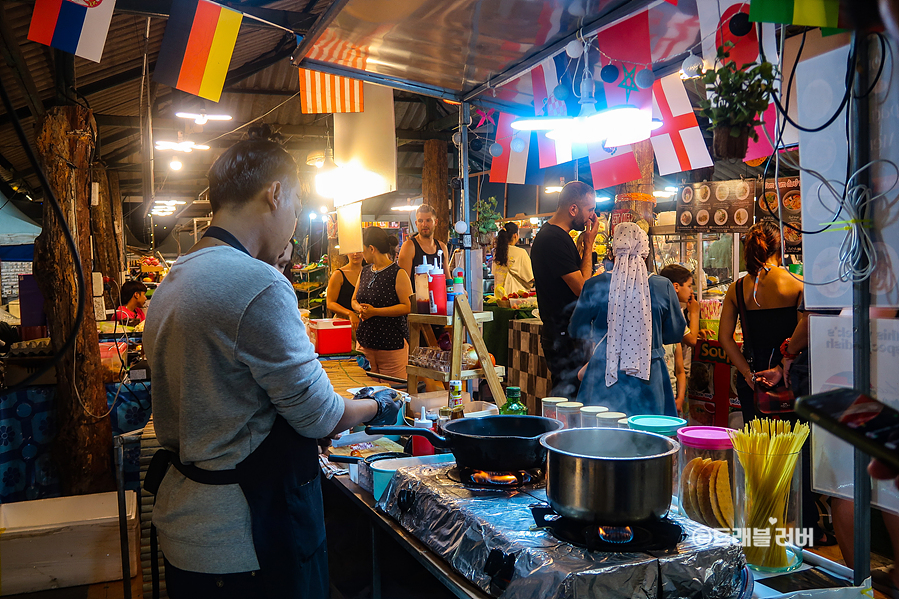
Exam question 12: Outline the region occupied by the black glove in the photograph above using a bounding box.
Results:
[353,387,375,400]
[365,389,403,426]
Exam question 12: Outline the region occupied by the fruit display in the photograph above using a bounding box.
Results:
[680,457,734,529]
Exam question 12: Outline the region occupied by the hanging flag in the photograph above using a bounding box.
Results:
[298,69,364,114]
[650,0,701,64]
[530,54,586,169]
[154,0,243,102]
[587,143,642,189]
[749,0,847,28]
[649,74,713,175]
[306,28,368,69]
[28,0,117,63]
[489,112,533,185]
[597,11,653,112]
[698,0,771,68]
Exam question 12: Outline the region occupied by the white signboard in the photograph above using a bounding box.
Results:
[809,315,899,513]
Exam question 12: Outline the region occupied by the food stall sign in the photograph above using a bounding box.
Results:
[609,208,633,235]
[675,180,756,234]
[755,176,802,255]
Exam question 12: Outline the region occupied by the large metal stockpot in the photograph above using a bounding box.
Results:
[540,427,680,523]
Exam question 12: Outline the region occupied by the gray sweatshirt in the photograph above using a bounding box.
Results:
[143,246,344,573]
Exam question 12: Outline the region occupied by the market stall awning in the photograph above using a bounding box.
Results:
[295,0,701,112]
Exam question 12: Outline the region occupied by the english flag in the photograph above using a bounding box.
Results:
[649,73,713,175]
[489,112,535,185]
[298,69,364,114]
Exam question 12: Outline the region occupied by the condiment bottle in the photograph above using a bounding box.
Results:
[499,386,528,415]
[448,379,463,408]
[414,264,431,314]
[452,277,465,295]
[428,259,447,315]
[412,407,435,456]
[447,292,456,316]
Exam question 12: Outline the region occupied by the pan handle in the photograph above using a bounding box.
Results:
[364,426,451,448]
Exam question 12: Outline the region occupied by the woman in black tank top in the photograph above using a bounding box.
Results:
[326,252,363,329]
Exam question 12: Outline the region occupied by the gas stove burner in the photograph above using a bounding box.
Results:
[531,506,683,553]
[597,525,634,544]
[446,466,543,489]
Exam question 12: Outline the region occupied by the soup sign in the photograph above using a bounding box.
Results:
[755,176,802,255]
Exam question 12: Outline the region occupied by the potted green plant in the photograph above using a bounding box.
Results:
[698,42,775,160]
[474,195,502,246]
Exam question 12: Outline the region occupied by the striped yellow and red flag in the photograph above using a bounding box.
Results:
[298,69,364,114]
[154,0,242,102]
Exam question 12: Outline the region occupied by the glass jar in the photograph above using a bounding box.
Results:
[596,411,626,428]
[676,426,734,529]
[579,405,609,427]
[734,447,803,572]
[555,402,583,429]
[541,397,567,420]
[629,416,688,497]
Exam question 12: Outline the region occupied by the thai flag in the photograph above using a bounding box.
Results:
[649,73,713,175]
[28,0,117,63]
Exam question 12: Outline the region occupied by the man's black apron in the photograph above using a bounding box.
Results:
[145,226,329,598]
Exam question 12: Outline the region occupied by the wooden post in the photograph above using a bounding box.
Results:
[90,164,125,314]
[422,139,449,244]
[33,106,114,495]
[615,139,655,196]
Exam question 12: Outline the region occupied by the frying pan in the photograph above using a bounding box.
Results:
[327,451,410,465]
[366,415,563,471]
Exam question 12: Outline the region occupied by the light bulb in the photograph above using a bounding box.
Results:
[170,159,182,171]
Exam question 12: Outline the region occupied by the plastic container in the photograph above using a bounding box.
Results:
[628,415,688,438]
[541,397,567,420]
[452,277,464,295]
[307,319,352,354]
[412,408,435,456]
[370,454,456,501]
[428,261,447,315]
[629,416,688,497]
[734,446,803,572]
[414,264,431,314]
[579,405,609,427]
[555,402,583,429]
[596,411,626,428]
[447,292,456,316]
[617,418,630,428]
[462,401,500,418]
[449,380,463,408]
[676,426,734,527]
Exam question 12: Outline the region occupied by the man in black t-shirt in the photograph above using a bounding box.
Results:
[531,181,600,399]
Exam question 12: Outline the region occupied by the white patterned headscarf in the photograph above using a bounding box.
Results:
[606,222,652,387]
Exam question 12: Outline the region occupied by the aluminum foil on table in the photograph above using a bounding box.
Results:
[378,464,745,599]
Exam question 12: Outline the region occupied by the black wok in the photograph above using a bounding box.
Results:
[366,415,563,471]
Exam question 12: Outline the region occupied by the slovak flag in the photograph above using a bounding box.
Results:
[649,73,713,176]
[28,0,117,63]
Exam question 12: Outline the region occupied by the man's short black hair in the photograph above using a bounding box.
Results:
[206,124,299,212]
[660,264,693,285]
[558,181,594,211]
[120,280,147,306]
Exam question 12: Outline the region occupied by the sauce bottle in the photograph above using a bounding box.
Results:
[499,386,528,415]
[412,407,435,456]
[414,264,431,314]
[428,259,447,315]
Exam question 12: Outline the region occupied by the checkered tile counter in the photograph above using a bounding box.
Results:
[507,318,551,414]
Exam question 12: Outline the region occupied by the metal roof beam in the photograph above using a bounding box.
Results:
[0,5,44,121]
[114,0,318,33]
[462,0,656,101]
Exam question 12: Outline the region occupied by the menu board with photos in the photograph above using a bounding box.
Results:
[755,176,802,255]
[675,180,756,234]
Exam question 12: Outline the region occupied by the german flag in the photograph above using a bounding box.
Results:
[154,0,242,102]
